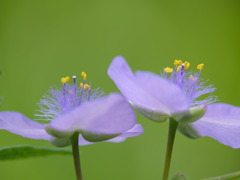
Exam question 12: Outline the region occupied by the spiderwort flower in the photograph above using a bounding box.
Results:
[0,72,143,147]
[108,56,240,149]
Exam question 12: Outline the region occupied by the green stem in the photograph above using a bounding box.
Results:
[71,133,83,180]
[162,118,179,180]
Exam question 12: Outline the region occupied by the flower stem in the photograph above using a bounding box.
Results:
[162,118,179,180]
[71,133,83,180]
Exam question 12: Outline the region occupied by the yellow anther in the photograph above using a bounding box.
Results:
[164,67,173,73]
[61,77,67,84]
[84,84,90,90]
[80,83,83,88]
[184,61,190,69]
[61,76,70,84]
[176,65,182,72]
[81,72,87,80]
[65,76,70,83]
[197,64,204,71]
[68,90,73,94]
[164,67,173,74]
[174,60,182,66]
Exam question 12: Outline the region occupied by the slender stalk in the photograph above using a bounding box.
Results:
[71,133,83,180]
[162,118,179,180]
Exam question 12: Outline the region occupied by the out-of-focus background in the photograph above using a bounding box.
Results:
[0,0,240,179]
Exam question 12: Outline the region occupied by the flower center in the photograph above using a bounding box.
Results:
[61,72,92,110]
[36,72,104,121]
[161,59,216,107]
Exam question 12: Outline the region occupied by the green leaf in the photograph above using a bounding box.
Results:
[203,171,240,180]
[0,145,72,160]
[171,173,188,180]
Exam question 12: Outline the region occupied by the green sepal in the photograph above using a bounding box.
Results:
[81,131,120,142]
[51,137,72,147]
[46,125,121,145]
[0,145,71,160]
[177,122,200,139]
[203,171,240,180]
[174,105,206,123]
[45,126,75,138]
[133,105,169,123]
[171,173,188,180]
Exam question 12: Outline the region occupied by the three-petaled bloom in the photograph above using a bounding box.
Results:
[0,72,143,147]
[108,56,240,148]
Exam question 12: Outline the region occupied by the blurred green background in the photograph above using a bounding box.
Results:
[0,0,240,179]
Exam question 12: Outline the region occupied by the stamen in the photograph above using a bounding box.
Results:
[72,75,77,87]
[79,87,84,105]
[72,76,76,83]
[60,76,69,110]
[81,72,87,80]
[164,67,173,74]
[174,60,182,66]
[87,89,92,101]
[184,61,190,69]
[72,76,77,101]
[80,83,83,88]
[61,77,67,84]
[176,66,182,72]
[80,83,90,90]
[61,76,70,84]
[65,76,70,83]
[36,72,105,121]
[197,64,204,71]
[159,59,216,108]
[79,81,85,105]
[84,84,90,90]
[61,80,67,111]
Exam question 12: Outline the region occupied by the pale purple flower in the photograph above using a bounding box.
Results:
[108,56,240,148]
[0,74,143,147]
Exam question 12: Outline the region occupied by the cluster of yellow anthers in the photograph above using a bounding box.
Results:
[164,60,204,74]
[60,72,91,90]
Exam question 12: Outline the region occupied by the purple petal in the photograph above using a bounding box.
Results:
[178,103,240,148]
[47,93,136,142]
[135,71,189,114]
[0,111,51,140]
[108,56,189,122]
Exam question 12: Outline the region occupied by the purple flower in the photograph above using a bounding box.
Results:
[0,73,143,147]
[108,56,240,148]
